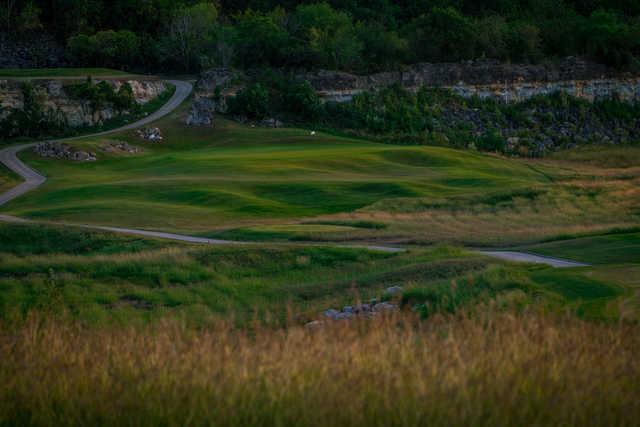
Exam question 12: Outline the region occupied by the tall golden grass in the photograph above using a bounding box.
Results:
[1,311,638,426]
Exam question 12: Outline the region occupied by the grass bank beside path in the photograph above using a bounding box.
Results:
[0,162,20,193]
[0,67,142,79]
[0,221,634,325]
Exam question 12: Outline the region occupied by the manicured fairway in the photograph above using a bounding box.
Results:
[2,107,639,246]
[2,113,546,236]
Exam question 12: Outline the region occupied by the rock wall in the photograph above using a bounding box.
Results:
[0,79,166,127]
[303,57,640,103]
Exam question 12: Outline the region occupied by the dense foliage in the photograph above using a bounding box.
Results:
[3,1,640,72]
[226,74,640,156]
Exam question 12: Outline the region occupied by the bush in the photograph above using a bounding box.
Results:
[67,30,140,70]
[229,83,271,119]
[67,78,136,112]
[476,130,506,152]
[282,80,321,120]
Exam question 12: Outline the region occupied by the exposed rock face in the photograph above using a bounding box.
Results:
[186,68,241,126]
[34,141,96,162]
[186,96,218,126]
[0,79,167,127]
[302,57,640,103]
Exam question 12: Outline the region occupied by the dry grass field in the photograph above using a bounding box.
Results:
[1,311,638,427]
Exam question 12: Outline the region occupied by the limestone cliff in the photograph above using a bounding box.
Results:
[0,79,167,127]
[302,57,640,103]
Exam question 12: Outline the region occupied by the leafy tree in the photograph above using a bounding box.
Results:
[507,21,542,62]
[291,2,363,70]
[580,10,639,67]
[229,83,271,119]
[163,2,218,72]
[356,22,408,72]
[475,15,509,59]
[403,7,476,62]
[233,9,291,68]
[68,30,140,69]
[283,80,322,119]
[114,83,136,111]
[18,1,42,32]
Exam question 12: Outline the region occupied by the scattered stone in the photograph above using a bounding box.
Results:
[385,286,404,296]
[323,309,340,319]
[373,302,398,312]
[136,127,163,142]
[100,140,141,154]
[34,141,96,162]
[260,118,283,128]
[321,301,397,321]
[305,320,324,330]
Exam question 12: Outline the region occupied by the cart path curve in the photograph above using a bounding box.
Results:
[0,79,192,206]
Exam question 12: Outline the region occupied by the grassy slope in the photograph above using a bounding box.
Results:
[4,109,638,246]
[520,230,640,319]
[1,110,548,238]
[0,68,139,78]
[0,221,633,324]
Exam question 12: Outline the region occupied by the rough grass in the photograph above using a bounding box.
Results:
[1,311,638,427]
[0,222,631,324]
[0,162,19,193]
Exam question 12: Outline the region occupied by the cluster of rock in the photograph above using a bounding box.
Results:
[302,57,640,104]
[34,141,96,162]
[100,140,141,154]
[0,32,69,68]
[0,79,167,128]
[136,127,163,142]
[306,286,403,328]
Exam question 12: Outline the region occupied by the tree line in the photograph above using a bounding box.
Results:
[4,0,640,73]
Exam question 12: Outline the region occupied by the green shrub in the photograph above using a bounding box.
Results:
[283,80,322,119]
[229,83,271,119]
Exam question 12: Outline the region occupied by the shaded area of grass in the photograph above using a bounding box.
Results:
[523,232,640,265]
[1,312,638,426]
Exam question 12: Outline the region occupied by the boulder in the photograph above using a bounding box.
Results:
[101,140,141,154]
[260,118,283,128]
[186,96,217,126]
[385,286,404,296]
[136,127,163,142]
[34,141,96,162]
